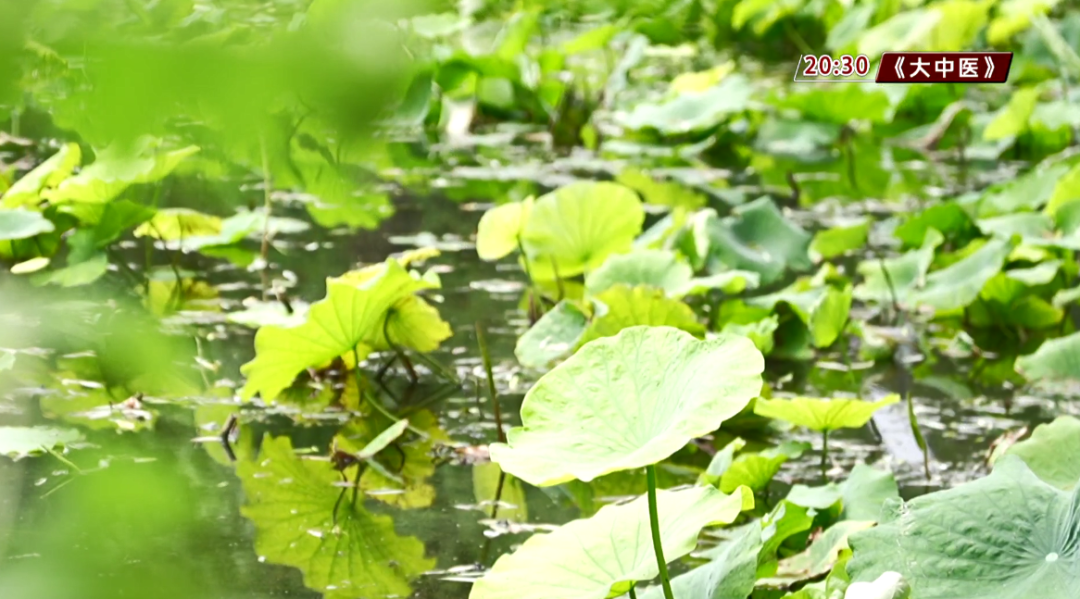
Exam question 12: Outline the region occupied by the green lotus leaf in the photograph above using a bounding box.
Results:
[0,208,56,241]
[134,208,222,241]
[854,229,942,305]
[894,203,976,249]
[761,520,874,587]
[491,326,764,486]
[43,142,199,205]
[617,75,753,134]
[519,181,643,280]
[847,456,1080,599]
[585,249,694,296]
[468,485,753,599]
[638,517,762,599]
[719,453,788,494]
[750,280,852,349]
[239,435,434,599]
[476,199,531,261]
[370,294,453,353]
[809,285,853,348]
[977,160,1073,218]
[771,86,891,125]
[1000,416,1080,490]
[1,142,81,208]
[1015,331,1080,382]
[0,426,82,459]
[579,285,704,346]
[841,464,900,522]
[240,258,443,401]
[515,299,589,370]
[754,395,899,433]
[31,252,109,287]
[810,220,871,261]
[909,236,1015,312]
[586,249,759,298]
[697,197,813,285]
[615,169,706,210]
[307,191,393,230]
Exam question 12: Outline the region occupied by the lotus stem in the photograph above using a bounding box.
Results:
[906,390,931,480]
[475,322,506,443]
[821,430,829,482]
[628,587,638,599]
[646,465,675,599]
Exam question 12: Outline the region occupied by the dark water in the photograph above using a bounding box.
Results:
[1,190,1077,599]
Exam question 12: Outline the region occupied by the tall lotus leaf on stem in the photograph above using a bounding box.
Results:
[492,326,764,486]
[483,326,764,599]
[240,256,451,401]
[754,395,899,480]
[475,181,645,282]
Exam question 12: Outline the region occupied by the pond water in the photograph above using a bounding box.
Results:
[2,184,1076,599]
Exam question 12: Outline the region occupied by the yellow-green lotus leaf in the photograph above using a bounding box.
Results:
[469,485,753,599]
[476,198,531,261]
[580,284,704,346]
[754,395,900,432]
[240,258,443,401]
[520,181,644,279]
[491,326,764,486]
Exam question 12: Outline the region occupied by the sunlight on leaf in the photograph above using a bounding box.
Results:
[491,326,763,486]
[754,396,899,433]
[469,485,753,599]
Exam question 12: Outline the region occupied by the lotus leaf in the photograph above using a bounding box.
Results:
[848,456,1080,598]
[0,208,56,241]
[43,142,199,205]
[519,181,644,279]
[1002,416,1080,489]
[586,249,758,298]
[754,396,900,433]
[134,208,222,241]
[491,326,764,486]
[615,169,706,210]
[239,436,434,599]
[473,462,528,523]
[0,426,82,459]
[1016,331,1080,381]
[515,299,588,370]
[854,229,942,304]
[579,285,704,345]
[240,258,448,401]
[811,220,871,261]
[1,142,81,208]
[618,75,753,134]
[476,199,531,261]
[638,518,762,599]
[469,485,753,599]
[761,520,874,587]
[697,197,813,285]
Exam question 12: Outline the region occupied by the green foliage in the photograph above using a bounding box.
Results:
[492,326,764,486]
[240,257,450,401]
[0,426,82,459]
[754,395,900,433]
[849,456,1080,599]
[470,486,752,599]
[1001,416,1080,489]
